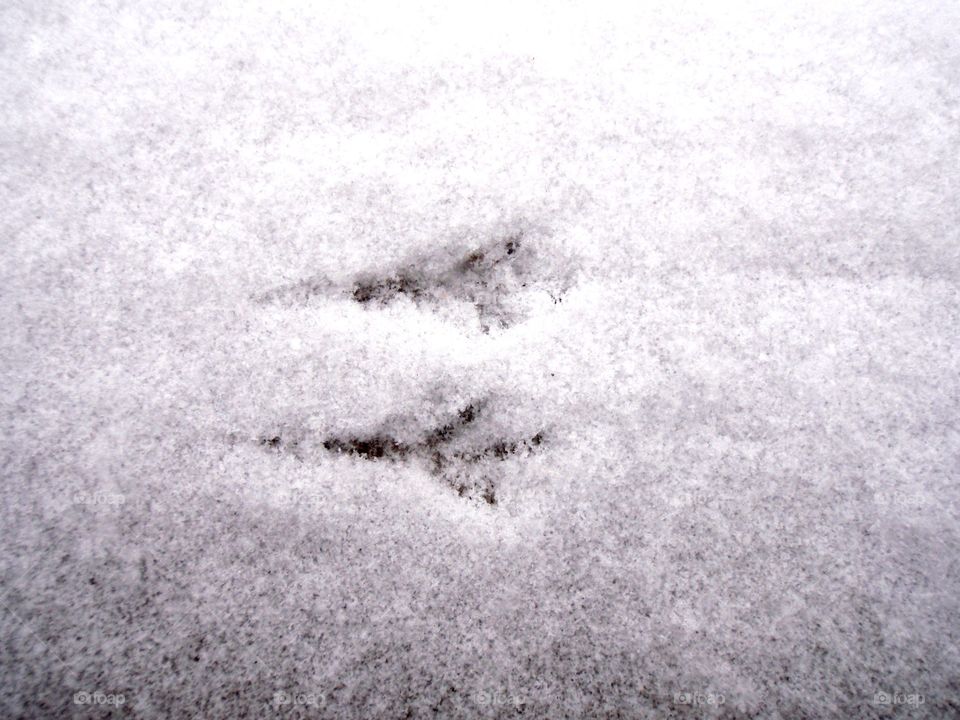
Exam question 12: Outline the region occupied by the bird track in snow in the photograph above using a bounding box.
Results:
[255,225,575,332]
[257,400,545,506]
[247,221,574,505]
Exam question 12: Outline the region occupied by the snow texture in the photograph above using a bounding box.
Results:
[1,0,959,718]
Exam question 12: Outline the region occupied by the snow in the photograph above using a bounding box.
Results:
[1,0,959,717]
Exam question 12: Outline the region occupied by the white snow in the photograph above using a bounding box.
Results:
[1,0,959,717]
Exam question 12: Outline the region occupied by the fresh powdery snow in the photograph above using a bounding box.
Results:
[1,0,958,717]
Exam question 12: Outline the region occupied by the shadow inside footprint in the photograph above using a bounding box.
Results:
[322,435,410,460]
[346,232,526,330]
[351,271,426,305]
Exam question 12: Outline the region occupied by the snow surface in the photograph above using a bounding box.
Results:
[1,0,959,717]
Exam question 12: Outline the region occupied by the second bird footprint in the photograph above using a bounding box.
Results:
[256,222,579,333]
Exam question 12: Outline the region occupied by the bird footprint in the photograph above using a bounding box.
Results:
[247,219,575,505]
[257,400,545,506]
[255,222,576,332]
